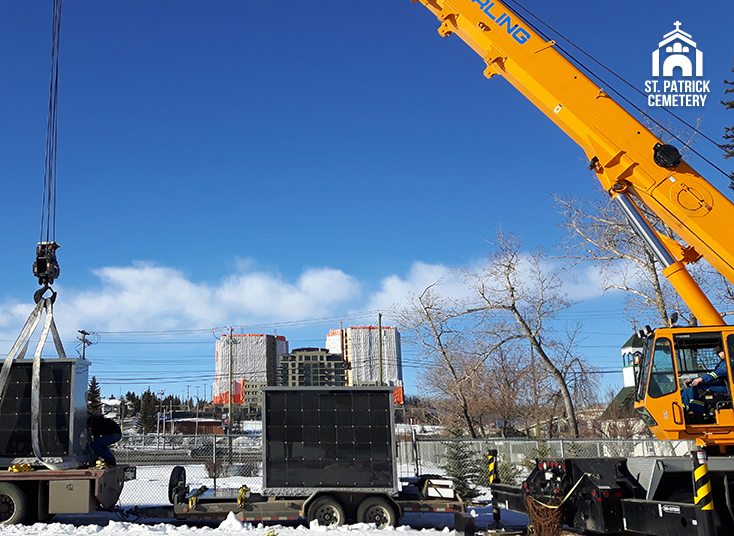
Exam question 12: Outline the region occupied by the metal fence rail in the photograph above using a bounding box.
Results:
[112,435,696,507]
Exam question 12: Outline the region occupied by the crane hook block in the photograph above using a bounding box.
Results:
[33,241,60,286]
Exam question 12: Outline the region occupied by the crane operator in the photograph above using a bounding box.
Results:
[682,345,728,419]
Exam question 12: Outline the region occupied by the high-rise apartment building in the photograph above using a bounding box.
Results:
[276,348,348,387]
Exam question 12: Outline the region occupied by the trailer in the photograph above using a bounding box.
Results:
[0,357,130,524]
[135,387,468,527]
[0,465,129,524]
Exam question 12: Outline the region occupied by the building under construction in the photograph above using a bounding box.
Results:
[212,333,288,405]
[326,326,404,403]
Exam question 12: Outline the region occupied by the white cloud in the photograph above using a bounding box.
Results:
[367,261,470,311]
[0,262,362,343]
[0,257,611,350]
[557,263,608,301]
[216,267,361,320]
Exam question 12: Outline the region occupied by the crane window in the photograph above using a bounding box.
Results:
[636,336,654,401]
[647,337,676,398]
[726,334,734,382]
[673,332,723,375]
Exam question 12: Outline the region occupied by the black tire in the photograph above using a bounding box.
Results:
[307,496,346,526]
[0,482,28,525]
[168,466,187,504]
[356,496,398,527]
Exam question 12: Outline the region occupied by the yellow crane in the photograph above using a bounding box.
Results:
[415,1,734,533]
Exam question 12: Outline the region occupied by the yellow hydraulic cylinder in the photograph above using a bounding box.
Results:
[662,261,724,326]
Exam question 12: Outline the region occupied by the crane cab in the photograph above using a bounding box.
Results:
[634,326,734,447]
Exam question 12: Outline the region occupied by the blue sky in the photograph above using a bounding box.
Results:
[1,1,733,401]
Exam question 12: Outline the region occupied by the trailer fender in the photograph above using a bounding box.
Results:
[95,467,126,509]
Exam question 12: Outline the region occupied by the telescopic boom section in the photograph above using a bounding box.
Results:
[416,0,734,325]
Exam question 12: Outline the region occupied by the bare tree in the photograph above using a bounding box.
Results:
[458,231,591,438]
[393,282,520,438]
[394,232,600,439]
[473,344,534,438]
[554,191,700,328]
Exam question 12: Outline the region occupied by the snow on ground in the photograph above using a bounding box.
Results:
[0,506,529,536]
[0,463,530,536]
[0,508,528,536]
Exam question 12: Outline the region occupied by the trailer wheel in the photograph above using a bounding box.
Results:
[168,466,187,504]
[0,483,28,525]
[356,497,397,527]
[307,496,346,526]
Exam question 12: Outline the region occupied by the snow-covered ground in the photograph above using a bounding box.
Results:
[0,463,530,536]
[0,507,528,536]
[5,506,529,536]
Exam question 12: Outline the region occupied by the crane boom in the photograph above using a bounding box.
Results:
[415,0,734,447]
[416,0,733,326]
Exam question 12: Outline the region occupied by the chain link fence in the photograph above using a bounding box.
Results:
[113,434,695,507]
[115,434,263,507]
[404,437,695,486]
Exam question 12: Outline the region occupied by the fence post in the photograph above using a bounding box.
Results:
[487,449,501,524]
[508,442,513,474]
[213,438,217,491]
[413,429,421,477]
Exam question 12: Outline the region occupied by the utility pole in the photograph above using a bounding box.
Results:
[156,390,165,449]
[227,327,235,465]
[78,330,93,359]
[228,327,233,436]
[378,313,383,386]
[531,340,540,438]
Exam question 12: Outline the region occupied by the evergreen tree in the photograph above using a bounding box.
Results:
[440,430,481,502]
[126,391,141,415]
[87,376,102,415]
[723,57,734,189]
[136,389,158,434]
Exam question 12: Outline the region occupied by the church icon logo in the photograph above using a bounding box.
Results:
[652,22,703,78]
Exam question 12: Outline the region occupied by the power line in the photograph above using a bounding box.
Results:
[504,0,732,180]
[93,310,381,336]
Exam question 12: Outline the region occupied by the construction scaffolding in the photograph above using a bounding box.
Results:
[326,326,404,403]
[212,334,288,404]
